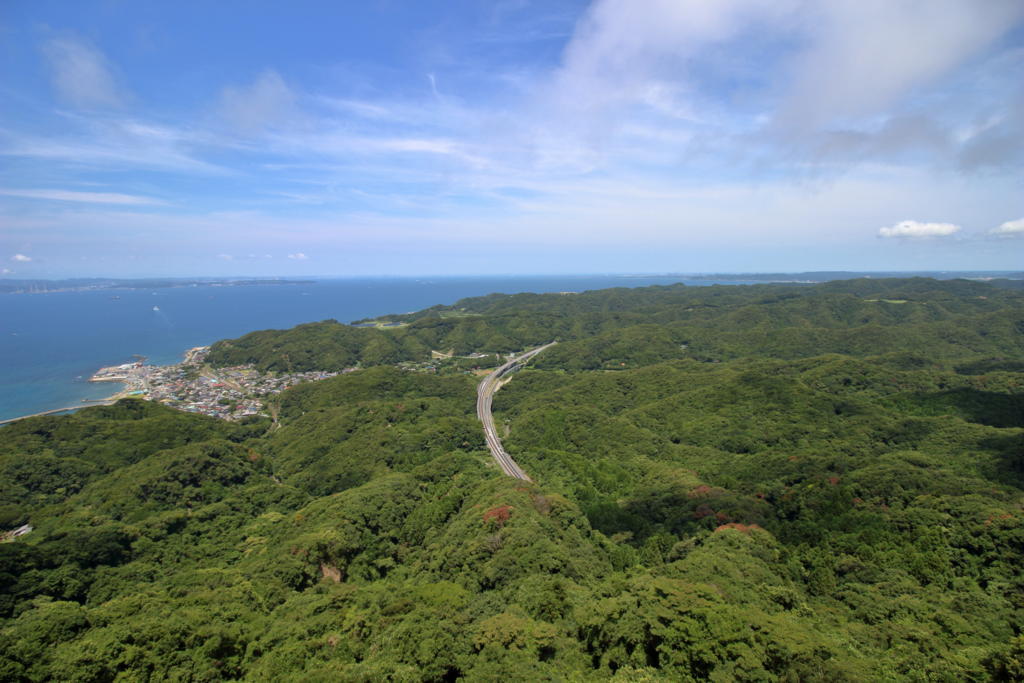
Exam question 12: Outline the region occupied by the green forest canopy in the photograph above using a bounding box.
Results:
[2,278,1023,680]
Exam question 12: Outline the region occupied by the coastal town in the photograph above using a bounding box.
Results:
[90,346,345,421]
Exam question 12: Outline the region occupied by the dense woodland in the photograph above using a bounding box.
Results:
[2,278,1023,680]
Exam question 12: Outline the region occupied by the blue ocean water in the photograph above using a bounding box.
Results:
[0,275,752,422]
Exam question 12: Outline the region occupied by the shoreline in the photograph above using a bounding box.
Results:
[2,345,344,426]
[0,381,138,426]
[1,274,734,425]
[0,351,195,426]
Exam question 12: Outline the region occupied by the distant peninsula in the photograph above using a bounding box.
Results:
[0,277,315,294]
[621,270,1024,284]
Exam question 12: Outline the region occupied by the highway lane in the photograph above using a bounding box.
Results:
[476,342,557,481]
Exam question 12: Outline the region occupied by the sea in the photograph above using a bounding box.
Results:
[0,275,758,422]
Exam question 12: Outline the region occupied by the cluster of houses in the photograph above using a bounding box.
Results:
[96,346,346,421]
[149,363,344,420]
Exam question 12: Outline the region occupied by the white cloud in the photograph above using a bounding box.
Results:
[11,253,32,262]
[878,220,961,238]
[0,188,164,205]
[778,0,1024,129]
[42,37,125,109]
[990,217,1024,236]
[539,0,781,161]
[217,253,234,260]
[3,3,1020,270]
[549,0,1024,166]
[219,70,299,132]
[557,0,1023,129]
[1,268,12,274]
[556,0,785,108]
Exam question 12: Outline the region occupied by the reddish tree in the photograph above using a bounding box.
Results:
[483,505,513,527]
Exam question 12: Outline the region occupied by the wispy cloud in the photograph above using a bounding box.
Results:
[3,3,1022,274]
[16,3,1023,193]
[0,124,229,174]
[42,36,126,109]
[11,253,32,262]
[314,96,394,120]
[219,70,300,133]
[0,188,165,205]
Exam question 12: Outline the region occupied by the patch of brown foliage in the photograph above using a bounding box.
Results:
[320,562,342,583]
[985,512,1014,526]
[688,485,714,498]
[483,505,513,527]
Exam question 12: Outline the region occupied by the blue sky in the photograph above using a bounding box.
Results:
[1,0,1022,277]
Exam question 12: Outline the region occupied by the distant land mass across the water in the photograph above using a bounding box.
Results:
[3,270,1023,295]
[623,270,1024,284]
[0,277,314,294]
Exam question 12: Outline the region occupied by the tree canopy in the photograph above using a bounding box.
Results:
[2,278,1023,680]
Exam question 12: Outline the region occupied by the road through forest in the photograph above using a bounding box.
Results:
[475,342,557,481]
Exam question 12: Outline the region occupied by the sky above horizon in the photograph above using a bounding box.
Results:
[1,0,1022,277]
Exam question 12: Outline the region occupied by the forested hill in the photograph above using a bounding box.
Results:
[208,277,1023,371]
[2,278,1024,680]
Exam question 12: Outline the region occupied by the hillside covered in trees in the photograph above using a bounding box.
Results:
[2,278,1023,680]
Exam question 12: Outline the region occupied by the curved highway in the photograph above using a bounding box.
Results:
[476,342,557,481]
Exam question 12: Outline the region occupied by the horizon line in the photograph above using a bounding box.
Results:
[2,269,1023,282]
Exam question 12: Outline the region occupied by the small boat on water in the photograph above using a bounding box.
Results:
[153,306,160,311]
